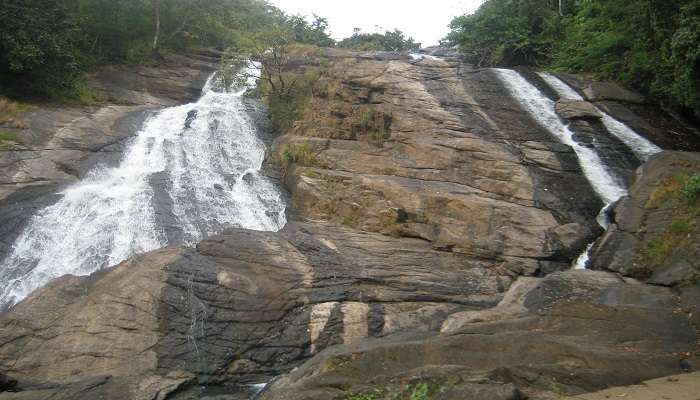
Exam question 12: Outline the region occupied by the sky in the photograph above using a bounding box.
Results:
[269,0,486,47]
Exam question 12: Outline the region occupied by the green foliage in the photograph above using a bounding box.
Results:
[0,0,85,98]
[446,0,564,66]
[338,29,420,51]
[447,0,700,115]
[681,173,700,203]
[274,142,321,173]
[335,380,450,400]
[0,0,329,101]
[408,383,430,400]
[0,131,20,151]
[350,106,391,146]
[341,392,382,400]
[287,14,335,47]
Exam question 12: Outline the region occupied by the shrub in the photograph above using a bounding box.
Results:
[0,131,20,151]
[681,173,700,203]
[274,142,321,173]
[350,106,391,146]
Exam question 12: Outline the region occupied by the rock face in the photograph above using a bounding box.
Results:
[0,222,512,398]
[0,51,698,400]
[276,51,607,276]
[0,51,217,262]
[583,82,646,104]
[591,151,700,286]
[259,270,697,400]
[555,100,602,120]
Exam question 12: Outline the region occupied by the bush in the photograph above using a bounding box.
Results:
[681,173,700,203]
[274,142,321,173]
[338,29,420,52]
[0,0,85,98]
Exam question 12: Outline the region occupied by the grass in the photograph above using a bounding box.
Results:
[337,380,450,400]
[647,174,699,208]
[641,214,697,269]
[0,96,35,129]
[642,173,700,268]
[273,142,322,174]
[350,106,391,146]
[0,131,21,151]
[342,392,382,400]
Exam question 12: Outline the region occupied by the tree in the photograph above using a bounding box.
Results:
[0,0,85,97]
[338,29,420,51]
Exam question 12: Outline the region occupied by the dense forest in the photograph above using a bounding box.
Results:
[0,0,320,99]
[0,0,419,102]
[447,0,700,118]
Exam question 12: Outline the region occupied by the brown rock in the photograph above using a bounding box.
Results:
[555,100,602,120]
[258,270,696,400]
[590,151,700,285]
[583,82,646,104]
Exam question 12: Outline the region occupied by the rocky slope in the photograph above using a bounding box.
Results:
[0,51,218,262]
[0,50,698,400]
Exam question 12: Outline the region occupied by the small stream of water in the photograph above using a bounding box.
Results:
[494,69,661,269]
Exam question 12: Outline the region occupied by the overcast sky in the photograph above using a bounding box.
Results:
[269,0,486,46]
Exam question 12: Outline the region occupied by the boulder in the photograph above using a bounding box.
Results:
[590,151,700,286]
[258,270,697,400]
[0,221,515,399]
[555,100,602,120]
[583,82,646,104]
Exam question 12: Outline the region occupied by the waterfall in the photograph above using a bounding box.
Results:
[493,69,627,205]
[0,64,286,309]
[537,72,662,161]
[493,68,632,269]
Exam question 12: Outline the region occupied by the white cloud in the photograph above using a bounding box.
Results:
[269,0,485,46]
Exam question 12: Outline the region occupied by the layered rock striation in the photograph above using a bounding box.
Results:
[0,50,698,399]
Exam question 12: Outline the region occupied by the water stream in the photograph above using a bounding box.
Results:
[494,68,661,269]
[537,72,662,161]
[0,65,286,309]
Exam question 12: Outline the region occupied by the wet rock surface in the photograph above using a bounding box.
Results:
[0,51,217,262]
[0,51,698,400]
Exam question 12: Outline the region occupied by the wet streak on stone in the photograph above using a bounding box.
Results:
[524,71,641,187]
[417,61,603,268]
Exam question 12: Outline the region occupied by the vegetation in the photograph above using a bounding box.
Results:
[447,0,700,117]
[350,106,392,146]
[681,173,700,203]
[0,0,335,101]
[338,380,450,400]
[273,142,321,173]
[0,97,33,128]
[0,131,20,151]
[338,29,420,51]
[640,173,699,273]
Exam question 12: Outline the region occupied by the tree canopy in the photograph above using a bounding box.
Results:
[447,0,700,117]
[338,29,420,52]
[0,0,334,100]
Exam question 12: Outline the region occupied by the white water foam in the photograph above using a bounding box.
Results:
[0,64,286,308]
[409,53,442,61]
[494,69,634,269]
[493,69,627,205]
[537,72,662,161]
[536,72,664,268]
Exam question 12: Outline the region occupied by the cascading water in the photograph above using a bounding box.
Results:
[493,68,636,269]
[536,72,662,268]
[537,72,662,161]
[494,69,627,205]
[0,64,286,309]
